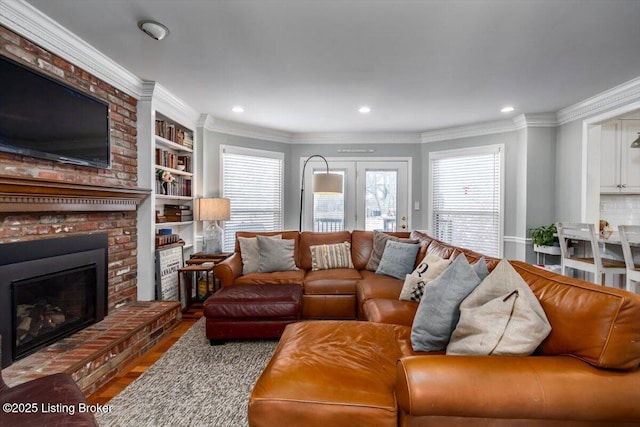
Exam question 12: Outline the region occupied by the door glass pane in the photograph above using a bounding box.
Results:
[313,170,345,232]
[365,170,397,231]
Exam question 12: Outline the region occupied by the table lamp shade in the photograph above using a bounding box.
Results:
[196,198,230,254]
[196,198,230,221]
[313,173,343,194]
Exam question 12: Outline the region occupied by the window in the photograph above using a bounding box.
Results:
[221,145,284,252]
[429,145,504,257]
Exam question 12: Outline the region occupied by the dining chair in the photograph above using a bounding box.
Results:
[556,222,626,286]
[618,225,640,293]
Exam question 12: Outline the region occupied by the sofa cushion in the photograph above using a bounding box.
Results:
[411,254,484,352]
[304,268,361,294]
[310,241,354,271]
[257,236,298,273]
[366,231,418,271]
[513,260,640,370]
[363,298,418,326]
[356,271,404,319]
[447,259,551,356]
[410,230,435,267]
[376,240,421,280]
[425,239,458,259]
[235,270,305,286]
[238,234,281,274]
[399,254,452,302]
[204,284,302,319]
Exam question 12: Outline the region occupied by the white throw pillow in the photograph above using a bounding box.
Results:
[446,259,552,356]
[399,254,451,302]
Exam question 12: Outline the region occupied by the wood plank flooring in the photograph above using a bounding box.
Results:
[87,304,203,405]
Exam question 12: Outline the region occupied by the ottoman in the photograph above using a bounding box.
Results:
[203,284,303,343]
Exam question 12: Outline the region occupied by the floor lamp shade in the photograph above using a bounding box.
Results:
[299,155,343,231]
[313,173,343,194]
[196,198,230,254]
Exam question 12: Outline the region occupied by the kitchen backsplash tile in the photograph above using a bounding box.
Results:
[600,194,640,228]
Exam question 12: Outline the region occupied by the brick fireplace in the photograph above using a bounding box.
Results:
[0,26,181,395]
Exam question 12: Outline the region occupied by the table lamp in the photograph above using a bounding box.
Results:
[196,198,230,254]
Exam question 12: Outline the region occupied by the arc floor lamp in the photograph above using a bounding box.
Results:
[299,155,344,231]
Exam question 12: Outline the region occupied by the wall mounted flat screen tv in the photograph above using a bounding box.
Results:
[0,56,111,169]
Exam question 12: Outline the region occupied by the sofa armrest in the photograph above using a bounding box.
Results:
[214,253,243,287]
[396,355,640,422]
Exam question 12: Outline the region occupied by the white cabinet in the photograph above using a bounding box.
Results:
[600,120,640,193]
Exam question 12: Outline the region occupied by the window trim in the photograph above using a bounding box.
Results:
[428,144,505,258]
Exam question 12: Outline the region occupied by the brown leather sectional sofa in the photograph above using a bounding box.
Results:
[215,230,640,426]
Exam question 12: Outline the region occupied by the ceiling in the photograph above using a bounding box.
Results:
[24,0,640,134]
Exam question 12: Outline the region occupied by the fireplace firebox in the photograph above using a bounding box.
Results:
[0,233,108,368]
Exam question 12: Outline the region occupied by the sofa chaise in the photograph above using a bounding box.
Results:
[212,230,640,426]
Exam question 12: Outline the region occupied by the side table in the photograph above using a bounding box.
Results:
[178,252,232,309]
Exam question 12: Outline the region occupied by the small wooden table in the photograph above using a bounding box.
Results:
[177,253,232,308]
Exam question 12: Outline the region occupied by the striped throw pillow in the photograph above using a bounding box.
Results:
[310,241,354,271]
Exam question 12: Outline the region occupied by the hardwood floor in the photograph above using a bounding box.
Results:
[87,304,203,405]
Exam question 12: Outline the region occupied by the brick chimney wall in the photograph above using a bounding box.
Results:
[0,25,141,310]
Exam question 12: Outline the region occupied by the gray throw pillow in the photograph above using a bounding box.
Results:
[411,254,483,352]
[376,240,421,280]
[238,235,281,274]
[257,235,298,273]
[366,230,417,271]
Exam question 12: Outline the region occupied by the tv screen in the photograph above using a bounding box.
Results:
[0,56,111,169]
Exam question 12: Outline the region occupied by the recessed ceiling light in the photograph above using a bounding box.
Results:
[138,20,169,41]
[501,106,515,113]
[231,106,245,113]
[359,106,371,114]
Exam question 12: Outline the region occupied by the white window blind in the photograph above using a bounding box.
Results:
[429,145,504,257]
[221,145,284,252]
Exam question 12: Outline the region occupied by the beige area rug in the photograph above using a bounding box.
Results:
[96,317,277,427]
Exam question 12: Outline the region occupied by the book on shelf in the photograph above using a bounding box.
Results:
[156,119,193,147]
[155,233,182,248]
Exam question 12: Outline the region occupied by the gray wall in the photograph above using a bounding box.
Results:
[200,127,558,261]
[554,120,584,223]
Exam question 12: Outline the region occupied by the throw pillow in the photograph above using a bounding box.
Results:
[310,241,354,271]
[238,235,281,274]
[257,235,298,273]
[376,240,421,280]
[398,254,452,302]
[365,230,417,271]
[447,259,552,356]
[410,254,483,352]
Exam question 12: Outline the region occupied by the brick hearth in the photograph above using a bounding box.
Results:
[2,301,181,396]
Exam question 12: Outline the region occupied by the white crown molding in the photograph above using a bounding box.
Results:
[513,113,558,129]
[150,83,200,129]
[556,75,640,126]
[0,0,143,98]
[421,120,516,143]
[200,115,293,144]
[291,132,421,145]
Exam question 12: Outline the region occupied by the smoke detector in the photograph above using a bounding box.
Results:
[138,20,169,41]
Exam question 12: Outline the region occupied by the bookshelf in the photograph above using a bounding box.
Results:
[137,82,200,302]
[154,113,195,251]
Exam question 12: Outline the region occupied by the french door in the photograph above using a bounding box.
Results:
[301,159,410,232]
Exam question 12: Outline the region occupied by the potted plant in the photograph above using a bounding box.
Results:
[529,224,561,255]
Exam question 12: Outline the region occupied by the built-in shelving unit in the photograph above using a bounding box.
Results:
[137,82,200,302]
[153,113,195,250]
